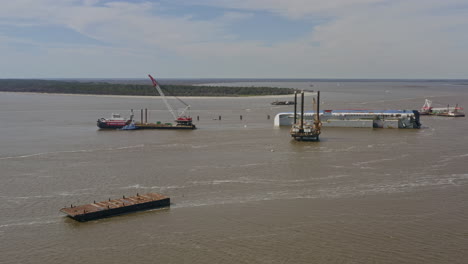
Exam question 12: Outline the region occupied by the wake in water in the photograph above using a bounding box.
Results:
[0,217,60,230]
[0,144,145,160]
[167,170,468,210]
[120,184,184,191]
[352,154,410,167]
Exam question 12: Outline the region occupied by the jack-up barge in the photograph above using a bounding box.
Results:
[290,91,322,141]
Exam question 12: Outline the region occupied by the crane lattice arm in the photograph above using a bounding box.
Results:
[148,74,177,120]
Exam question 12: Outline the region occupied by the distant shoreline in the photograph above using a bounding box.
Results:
[0,91,304,100]
[0,79,295,97]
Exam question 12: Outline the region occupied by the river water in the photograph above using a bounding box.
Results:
[1,80,468,263]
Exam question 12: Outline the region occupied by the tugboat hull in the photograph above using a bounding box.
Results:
[97,118,129,129]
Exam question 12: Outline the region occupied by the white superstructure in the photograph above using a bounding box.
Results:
[274,110,421,129]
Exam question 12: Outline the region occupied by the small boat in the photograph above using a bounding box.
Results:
[121,121,138,130]
[271,100,295,105]
[97,113,133,129]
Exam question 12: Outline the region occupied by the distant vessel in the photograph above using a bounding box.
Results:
[271,100,295,105]
[419,99,465,117]
[97,113,133,129]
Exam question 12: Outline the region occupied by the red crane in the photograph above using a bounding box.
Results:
[148,74,193,126]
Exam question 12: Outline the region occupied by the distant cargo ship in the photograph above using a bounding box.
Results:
[275,110,421,128]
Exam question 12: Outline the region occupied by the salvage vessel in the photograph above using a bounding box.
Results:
[60,193,170,222]
[419,99,465,117]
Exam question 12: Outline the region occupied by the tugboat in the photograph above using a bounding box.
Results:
[97,112,133,129]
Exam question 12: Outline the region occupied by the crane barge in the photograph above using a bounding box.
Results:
[97,75,196,130]
[141,74,196,128]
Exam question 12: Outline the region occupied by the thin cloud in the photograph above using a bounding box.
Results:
[0,0,467,78]
[221,11,254,22]
[189,0,386,18]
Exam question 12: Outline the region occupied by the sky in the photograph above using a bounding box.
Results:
[0,0,467,79]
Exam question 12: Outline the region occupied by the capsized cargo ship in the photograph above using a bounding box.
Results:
[275,109,421,128]
[60,193,170,222]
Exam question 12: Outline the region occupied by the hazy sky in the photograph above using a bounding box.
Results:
[1,0,467,78]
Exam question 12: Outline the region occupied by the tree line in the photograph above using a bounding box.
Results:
[0,79,295,96]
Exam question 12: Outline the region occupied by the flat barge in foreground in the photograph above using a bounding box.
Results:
[60,193,170,222]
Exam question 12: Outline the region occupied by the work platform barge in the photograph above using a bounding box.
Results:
[290,91,321,141]
[60,193,170,222]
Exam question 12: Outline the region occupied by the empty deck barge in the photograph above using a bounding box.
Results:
[60,193,170,222]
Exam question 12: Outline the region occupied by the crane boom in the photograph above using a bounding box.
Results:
[148,74,177,120]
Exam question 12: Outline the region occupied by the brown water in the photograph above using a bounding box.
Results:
[1,80,468,263]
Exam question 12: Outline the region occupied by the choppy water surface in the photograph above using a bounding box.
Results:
[1,80,468,263]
